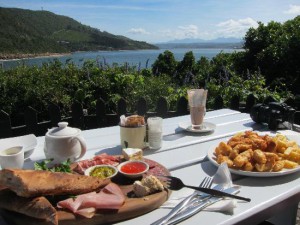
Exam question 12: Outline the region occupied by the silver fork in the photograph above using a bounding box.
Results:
[165,185,240,225]
[151,177,213,225]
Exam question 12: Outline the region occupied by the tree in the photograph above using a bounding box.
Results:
[152,50,177,76]
[176,51,196,85]
[194,56,211,88]
[243,16,300,93]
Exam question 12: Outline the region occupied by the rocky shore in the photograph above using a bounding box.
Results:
[0,52,70,60]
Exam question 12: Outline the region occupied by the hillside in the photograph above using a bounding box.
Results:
[0,7,157,57]
[155,42,243,49]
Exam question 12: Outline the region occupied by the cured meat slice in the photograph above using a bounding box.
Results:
[104,181,126,201]
[81,183,125,210]
[73,153,121,174]
[57,183,125,218]
[0,169,110,197]
[0,189,57,225]
[75,207,96,218]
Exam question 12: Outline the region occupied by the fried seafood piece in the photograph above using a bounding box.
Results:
[0,189,57,225]
[255,161,273,172]
[253,149,267,164]
[244,130,260,138]
[251,138,267,151]
[242,161,254,171]
[233,143,252,153]
[233,155,248,168]
[264,136,277,152]
[227,138,252,148]
[229,149,239,160]
[217,155,234,168]
[0,169,110,197]
[239,149,254,160]
[215,142,232,156]
[265,152,279,164]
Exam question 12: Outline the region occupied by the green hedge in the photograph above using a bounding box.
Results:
[0,54,291,126]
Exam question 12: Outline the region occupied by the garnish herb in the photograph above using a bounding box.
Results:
[34,158,72,173]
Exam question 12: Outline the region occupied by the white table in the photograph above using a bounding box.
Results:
[1,109,299,225]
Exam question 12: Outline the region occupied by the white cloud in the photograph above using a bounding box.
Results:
[127,28,150,35]
[216,18,258,38]
[284,5,300,14]
[178,25,199,38]
[160,24,200,40]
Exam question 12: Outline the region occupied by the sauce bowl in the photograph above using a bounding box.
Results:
[117,160,149,179]
[84,165,118,179]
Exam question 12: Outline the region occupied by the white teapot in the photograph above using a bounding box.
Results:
[44,122,87,164]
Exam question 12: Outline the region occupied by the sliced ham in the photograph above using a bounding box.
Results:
[57,183,125,218]
[75,207,96,218]
[73,153,121,174]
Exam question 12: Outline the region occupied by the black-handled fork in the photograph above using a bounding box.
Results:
[160,175,251,202]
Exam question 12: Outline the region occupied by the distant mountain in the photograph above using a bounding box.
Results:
[154,37,244,49]
[159,37,243,44]
[0,7,158,56]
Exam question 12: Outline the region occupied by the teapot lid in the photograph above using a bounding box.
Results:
[48,122,79,136]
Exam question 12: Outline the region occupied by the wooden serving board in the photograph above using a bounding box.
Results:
[1,158,170,225]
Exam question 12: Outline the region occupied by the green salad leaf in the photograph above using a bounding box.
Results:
[34,158,72,173]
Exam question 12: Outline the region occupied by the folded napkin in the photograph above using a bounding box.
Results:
[0,134,37,151]
[161,163,237,214]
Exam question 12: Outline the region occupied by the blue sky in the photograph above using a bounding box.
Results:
[1,0,300,43]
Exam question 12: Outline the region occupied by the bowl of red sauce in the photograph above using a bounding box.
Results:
[117,160,149,178]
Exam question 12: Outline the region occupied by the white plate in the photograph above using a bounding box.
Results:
[207,132,300,177]
[0,134,37,160]
[178,121,216,133]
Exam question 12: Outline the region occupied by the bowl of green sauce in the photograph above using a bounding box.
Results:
[84,165,118,179]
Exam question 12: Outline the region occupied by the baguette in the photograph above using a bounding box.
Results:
[0,189,57,225]
[0,169,110,197]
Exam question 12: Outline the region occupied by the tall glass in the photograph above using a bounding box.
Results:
[187,89,207,129]
[147,117,163,149]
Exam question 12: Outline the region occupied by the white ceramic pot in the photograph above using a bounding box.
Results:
[44,122,87,164]
[120,124,146,149]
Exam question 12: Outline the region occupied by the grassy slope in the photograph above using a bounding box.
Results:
[0,7,158,54]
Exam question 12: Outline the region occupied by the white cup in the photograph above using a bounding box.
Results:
[0,146,24,169]
[147,117,163,149]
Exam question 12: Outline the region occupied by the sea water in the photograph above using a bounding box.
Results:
[0,48,242,70]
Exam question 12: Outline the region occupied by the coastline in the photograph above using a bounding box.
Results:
[0,52,71,61]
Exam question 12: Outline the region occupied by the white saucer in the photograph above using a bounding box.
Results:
[178,121,216,133]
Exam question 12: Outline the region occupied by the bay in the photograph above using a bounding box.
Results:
[0,48,242,70]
